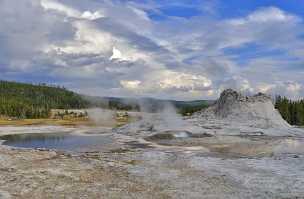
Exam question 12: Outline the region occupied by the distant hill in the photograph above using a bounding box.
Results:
[85,96,214,116]
[0,80,88,118]
[0,80,213,119]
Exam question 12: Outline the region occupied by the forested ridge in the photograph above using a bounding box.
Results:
[85,96,212,115]
[0,80,89,118]
[275,96,304,126]
[4,79,302,123]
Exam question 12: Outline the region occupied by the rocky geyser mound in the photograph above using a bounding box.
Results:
[195,89,290,129]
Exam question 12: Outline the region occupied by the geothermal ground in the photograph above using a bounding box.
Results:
[0,91,304,199]
[0,124,303,199]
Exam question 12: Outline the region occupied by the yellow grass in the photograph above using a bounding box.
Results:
[0,118,95,126]
[0,116,137,127]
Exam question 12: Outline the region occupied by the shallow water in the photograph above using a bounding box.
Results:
[0,133,114,152]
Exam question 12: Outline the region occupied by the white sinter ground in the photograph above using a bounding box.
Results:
[188,89,303,136]
[118,89,304,137]
[0,90,304,198]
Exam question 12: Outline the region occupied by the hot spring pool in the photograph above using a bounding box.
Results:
[0,133,114,152]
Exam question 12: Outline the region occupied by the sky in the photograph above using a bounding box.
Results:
[1,0,304,100]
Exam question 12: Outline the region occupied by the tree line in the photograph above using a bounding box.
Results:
[275,96,304,126]
[0,80,89,119]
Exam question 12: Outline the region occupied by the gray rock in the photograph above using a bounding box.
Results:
[192,89,295,135]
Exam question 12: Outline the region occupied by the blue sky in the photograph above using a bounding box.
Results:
[140,0,304,19]
[0,0,304,100]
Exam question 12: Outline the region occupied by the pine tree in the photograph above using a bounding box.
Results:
[0,80,89,119]
[275,95,304,126]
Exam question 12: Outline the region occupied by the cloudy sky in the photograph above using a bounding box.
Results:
[1,0,304,100]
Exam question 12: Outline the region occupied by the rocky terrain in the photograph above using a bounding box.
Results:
[189,89,301,136]
[0,89,303,198]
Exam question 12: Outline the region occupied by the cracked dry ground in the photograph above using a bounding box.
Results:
[0,147,171,199]
[0,146,260,199]
[1,141,304,199]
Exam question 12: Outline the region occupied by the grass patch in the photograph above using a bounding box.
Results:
[0,118,94,126]
[0,112,140,127]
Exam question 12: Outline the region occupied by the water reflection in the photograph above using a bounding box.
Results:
[0,133,113,152]
[1,133,66,143]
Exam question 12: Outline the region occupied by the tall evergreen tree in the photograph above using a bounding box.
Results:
[275,95,304,126]
[0,80,89,119]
